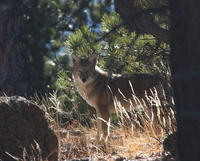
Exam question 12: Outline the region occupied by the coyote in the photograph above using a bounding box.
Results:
[71,54,170,140]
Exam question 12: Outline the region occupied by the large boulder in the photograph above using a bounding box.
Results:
[0,96,58,161]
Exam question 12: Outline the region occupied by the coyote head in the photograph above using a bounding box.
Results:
[71,54,99,83]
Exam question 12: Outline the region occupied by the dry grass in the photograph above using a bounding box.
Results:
[36,87,176,161]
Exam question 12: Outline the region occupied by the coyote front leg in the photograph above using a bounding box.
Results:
[96,106,110,141]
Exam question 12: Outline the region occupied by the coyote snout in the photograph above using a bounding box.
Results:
[79,71,89,82]
[71,54,171,141]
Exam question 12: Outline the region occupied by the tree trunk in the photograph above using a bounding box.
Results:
[170,0,200,160]
[0,0,31,97]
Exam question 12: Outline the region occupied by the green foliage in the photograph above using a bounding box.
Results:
[55,70,75,110]
[66,26,101,56]
[64,11,169,75]
[101,13,122,32]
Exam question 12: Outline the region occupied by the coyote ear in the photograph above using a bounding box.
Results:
[88,54,99,65]
[71,54,80,66]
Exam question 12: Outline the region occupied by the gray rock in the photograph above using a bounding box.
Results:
[0,96,58,161]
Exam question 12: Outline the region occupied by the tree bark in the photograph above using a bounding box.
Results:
[170,0,200,160]
[114,0,169,43]
[0,0,31,97]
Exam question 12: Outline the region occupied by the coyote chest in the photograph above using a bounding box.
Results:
[73,76,98,108]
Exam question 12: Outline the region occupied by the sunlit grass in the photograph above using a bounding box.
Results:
[34,87,176,160]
